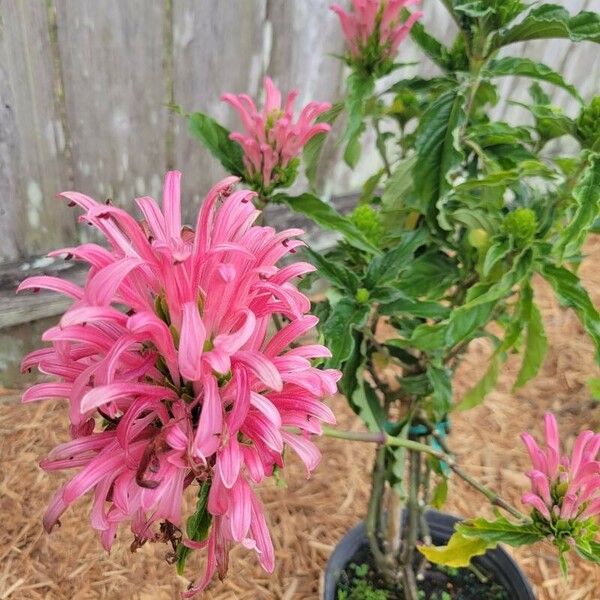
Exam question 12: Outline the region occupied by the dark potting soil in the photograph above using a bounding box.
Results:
[335,544,509,600]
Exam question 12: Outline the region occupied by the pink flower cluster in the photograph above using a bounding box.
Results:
[331,0,422,66]
[521,413,600,524]
[222,77,331,191]
[20,172,339,595]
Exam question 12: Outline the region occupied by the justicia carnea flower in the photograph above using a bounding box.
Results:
[331,0,422,74]
[521,413,600,527]
[222,77,332,193]
[20,171,339,596]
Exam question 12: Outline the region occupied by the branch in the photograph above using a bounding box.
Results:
[321,426,530,522]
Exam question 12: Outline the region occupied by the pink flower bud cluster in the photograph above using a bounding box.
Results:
[20,172,339,595]
[222,77,332,192]
[521,413,600,525]
[331,0,422,71]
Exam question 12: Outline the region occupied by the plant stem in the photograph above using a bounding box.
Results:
[399,449,421,600]
[321,426,530,522]
[367,446,392,580]
[374,118,392,176]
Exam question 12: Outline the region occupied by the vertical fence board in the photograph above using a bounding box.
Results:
[55,0,167,210]
[267,1,347,196]
[172,0,266,221]
[0,0,76,261]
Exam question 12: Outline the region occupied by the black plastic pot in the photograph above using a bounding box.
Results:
[323,510,535,600]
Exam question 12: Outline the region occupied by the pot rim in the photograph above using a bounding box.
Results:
[322,509,536,600]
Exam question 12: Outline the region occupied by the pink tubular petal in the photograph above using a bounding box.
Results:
[193,375,223,458]
[17,275,83,299]
[234,350,283,391]
[264,315,318,356]
[178,302,207,381]
[227,367,250,434]
[43,488,69,532]
[218,435,242,489]
[229,477,251,542]
[162,170,182,240]
[570,430,595,476]
[521,493,551,520]
[22,383,71,403]
[86,257,143,306]
[249,492,274,572]
[80,382,175,412]
[281,431,321,474]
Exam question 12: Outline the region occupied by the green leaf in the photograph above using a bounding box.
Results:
[344,73,375,168]
[482,240,510,277]
[455,160,556,191]
[340,336,385,432]
[402,323,449,352]
[401,252,459,299]
[431,477,449,509]
[360,168,386,204]
[305,247,360,292]
[364,228,428,287]
[498,5,600,47]
[379,298,450,319]
[409,20,450,70]
[576,540,600,564]
[486,57,582,101]
[446,302,495,347]
[303,103,343,186]
[188,112,245,176]
[514,285,548,390]
[418,531,494,568]
[274,192,380,255]
[541,263,600,359]
[457,352,505,411]
[558,153,600,257]
[322,298,370,368]
[414,90,467,207]
[380,155,418,229]
[427,364,453,414]
[458,517,544,547]
[464,249,533,308]
[176,481,212,575]
[467,122,532,147]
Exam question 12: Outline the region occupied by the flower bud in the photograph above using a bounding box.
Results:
[468,228,490,250]
[350,204,383,246]
[355,287,370,304]
[503,208,537,243]
[576,96,600,150]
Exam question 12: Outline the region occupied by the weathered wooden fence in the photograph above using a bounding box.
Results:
[0,0,598,264]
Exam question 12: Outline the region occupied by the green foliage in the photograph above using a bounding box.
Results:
[350,204,384,246]
[188,0,600,585]
[576,97,600,151]
[337,563,390,600]
[414,90,467,208]
[419,516,544,568]
[502,208,538,244]
[175,482,212,575]
[497,4,600,47]
[274,193,380,255]
[188,112,245,176]
[485,57,582,100]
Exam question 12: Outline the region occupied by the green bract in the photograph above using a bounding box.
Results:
[503,208,538,243]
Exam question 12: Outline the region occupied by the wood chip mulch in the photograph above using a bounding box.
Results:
[1,239,600,600]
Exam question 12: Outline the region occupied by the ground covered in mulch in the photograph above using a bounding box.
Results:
[1,239,600,600]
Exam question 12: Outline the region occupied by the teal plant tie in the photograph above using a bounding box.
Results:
[409,419,451,476]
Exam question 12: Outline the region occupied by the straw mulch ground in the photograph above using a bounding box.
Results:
[1,238,600,600]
